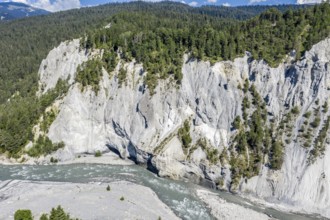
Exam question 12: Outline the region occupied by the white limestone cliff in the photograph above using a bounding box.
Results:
[37,37,330,218]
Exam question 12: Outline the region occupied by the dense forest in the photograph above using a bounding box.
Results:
[0,1,329,160]
[3,1,275,156]
[81,3,330,92]
[0,2,310,103]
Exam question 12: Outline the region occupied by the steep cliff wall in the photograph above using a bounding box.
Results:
[37,38,330,217]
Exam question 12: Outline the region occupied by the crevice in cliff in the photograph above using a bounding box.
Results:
[136,103,148,129]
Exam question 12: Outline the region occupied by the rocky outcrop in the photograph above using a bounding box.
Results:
[38,37,330,218]
[240,38,330,217]
[38,39,88,95]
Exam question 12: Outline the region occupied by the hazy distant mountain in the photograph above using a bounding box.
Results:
[0,2,50,21]
[297,0,326,4]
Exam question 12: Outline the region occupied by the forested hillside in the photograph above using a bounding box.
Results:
[82,4,330,92]
[0,2,307,104]
[0,1,328,157]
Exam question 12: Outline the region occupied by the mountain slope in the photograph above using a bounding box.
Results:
[15,3,330,218]
[0,2,313,155]
[36,36,330,218]
[0,2,307,104]
[0,2,49,21]
[1,2,330,218]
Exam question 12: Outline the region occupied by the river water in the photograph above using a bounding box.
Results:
[0,164,322,220]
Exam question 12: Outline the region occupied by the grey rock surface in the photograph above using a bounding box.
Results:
[38,38,330,218]
[0,180,179,220]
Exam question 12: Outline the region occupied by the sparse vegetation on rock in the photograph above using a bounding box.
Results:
[178,120,192,150]
[27,136,65,157]
[76,59,103,94]
[94,151,102,157]
[14,210,33,220]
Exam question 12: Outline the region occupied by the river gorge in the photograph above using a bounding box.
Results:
[0,162,322,220]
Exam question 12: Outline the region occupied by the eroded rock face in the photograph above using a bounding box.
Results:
[39,38,330,217]
[240,39,330,217]
[38,39,88,95]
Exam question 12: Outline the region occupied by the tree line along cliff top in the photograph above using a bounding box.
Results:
[0,2,329,156]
